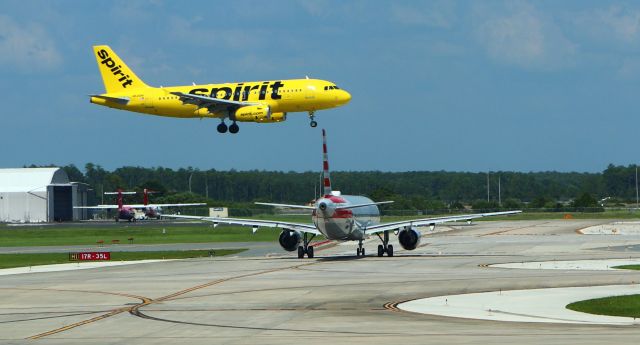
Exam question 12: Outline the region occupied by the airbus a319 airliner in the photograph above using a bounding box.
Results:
[166,130,521,258]
[90,45,351,134]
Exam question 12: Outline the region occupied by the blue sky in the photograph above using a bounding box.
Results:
[1,0,639,173]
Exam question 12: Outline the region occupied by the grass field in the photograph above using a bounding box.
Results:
[1,210,638,248]
[613,265,640,270]
[0,249,246,269]
[566,294,640,318]
[0,223,285,247]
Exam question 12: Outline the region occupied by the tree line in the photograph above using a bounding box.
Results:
[45,163,640,211]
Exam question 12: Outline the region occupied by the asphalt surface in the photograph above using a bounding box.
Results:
[2,219,640,344]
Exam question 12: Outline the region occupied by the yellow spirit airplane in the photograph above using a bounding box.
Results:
[90,45,351,134]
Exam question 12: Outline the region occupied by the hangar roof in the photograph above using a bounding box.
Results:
[0,168,70,193]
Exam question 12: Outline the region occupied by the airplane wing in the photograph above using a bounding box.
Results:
[363,210,522,235]
[73,205,119,209]
[171,91,258,113]
[255,202,315,210]
[125,203,207,208]
[163,214,321,235]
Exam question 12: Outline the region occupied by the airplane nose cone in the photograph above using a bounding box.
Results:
[340,90,351,104]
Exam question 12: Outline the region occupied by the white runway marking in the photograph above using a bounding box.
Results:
[491,258,640,270]
[580,222,640,235]
[0,260,172,276]
[399,258,640,325]
[399,285,640,325]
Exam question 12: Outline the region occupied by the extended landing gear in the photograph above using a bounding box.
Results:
[356,240,365,257]
[297,232,316,258]
[229,122,239,134]
[376,231,394,257]
[217,120,240,134]
[308,111,317,128]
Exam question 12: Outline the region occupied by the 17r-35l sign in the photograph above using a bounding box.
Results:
[69,252,111,261]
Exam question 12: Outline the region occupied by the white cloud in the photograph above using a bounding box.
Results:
[0,15,62,71]
[576,5,640,45]
[391,2,455,29]
[167,15,260,50]
[473,2,575,70]
[617,57,640,79]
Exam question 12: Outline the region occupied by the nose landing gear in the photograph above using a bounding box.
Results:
[308,111,317,128]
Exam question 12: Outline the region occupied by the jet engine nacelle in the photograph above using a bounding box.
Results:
[398,228,422,250]
[256,112,286,123]
[278,230,302,252]
[234,105,271,122]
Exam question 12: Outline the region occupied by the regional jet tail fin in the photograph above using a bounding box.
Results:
[93,45,150,93]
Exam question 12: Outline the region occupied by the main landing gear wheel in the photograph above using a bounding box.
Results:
[228,122,240,134]
[356,240,365,257]
[217,122,228,133]
[297,232,316,259]
[376,231,394,257]
[310,120,318,128]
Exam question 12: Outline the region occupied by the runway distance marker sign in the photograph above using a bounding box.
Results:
[69,252,111,261]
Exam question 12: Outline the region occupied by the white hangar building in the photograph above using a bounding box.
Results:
[0,168,90,223]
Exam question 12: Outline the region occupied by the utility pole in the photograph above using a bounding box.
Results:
[205,174,209,199]
[487,172,490,202]
[636,165,638,208]
[498,175,501,207]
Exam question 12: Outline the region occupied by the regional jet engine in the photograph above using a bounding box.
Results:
[278,230,302,252]
[398,228,422,250]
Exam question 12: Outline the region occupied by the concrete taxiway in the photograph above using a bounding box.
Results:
[2,219,640,344]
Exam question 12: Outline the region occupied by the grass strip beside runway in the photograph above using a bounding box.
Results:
[0,224,282,247]
[613,265,640,270]
[566,294,640,318]
[0,249,246,269]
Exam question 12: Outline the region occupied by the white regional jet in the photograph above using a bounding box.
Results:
[166,130,521,258]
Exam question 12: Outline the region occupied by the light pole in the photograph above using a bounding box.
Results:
[498,175,501,207]
[188,173,193,193]
[487,172,490,202]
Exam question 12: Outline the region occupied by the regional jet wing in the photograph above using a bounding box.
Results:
[73,205,119,209]
[363,210,521,235]
[125,203,207,208]
[171,91,258,112]
[163,214,321,235]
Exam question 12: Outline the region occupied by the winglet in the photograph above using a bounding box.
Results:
[322,129,332,196]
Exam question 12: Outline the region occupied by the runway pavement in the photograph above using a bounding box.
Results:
[2,219,640,344]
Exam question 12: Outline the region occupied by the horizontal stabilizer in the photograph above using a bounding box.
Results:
[89,94,130,105]
[336,201,394,210]
[255,202,315,210]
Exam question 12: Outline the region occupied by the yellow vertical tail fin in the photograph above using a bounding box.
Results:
[93,45,150,93]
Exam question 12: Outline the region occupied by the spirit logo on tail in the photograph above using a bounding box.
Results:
[90,45,351,134]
